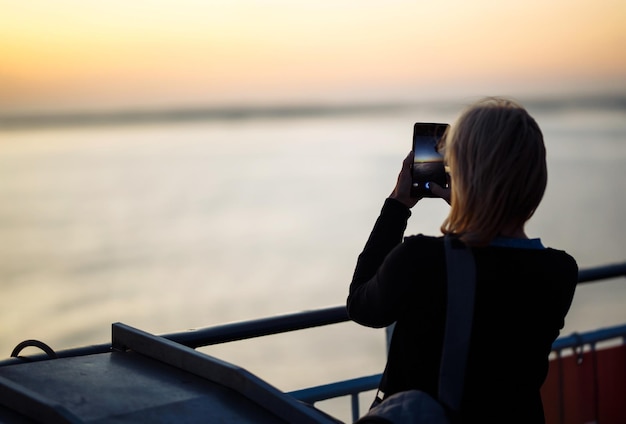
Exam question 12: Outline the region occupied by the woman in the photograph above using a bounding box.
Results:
[347,97,578,423]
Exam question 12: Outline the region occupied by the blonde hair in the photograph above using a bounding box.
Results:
[440,97,547,246]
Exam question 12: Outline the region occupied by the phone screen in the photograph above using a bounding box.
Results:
[411,123,449,197]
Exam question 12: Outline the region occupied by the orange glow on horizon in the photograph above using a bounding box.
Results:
[1,1,625,111]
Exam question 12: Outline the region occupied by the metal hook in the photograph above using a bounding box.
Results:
[571,333,584,365]
[10,339,58,360]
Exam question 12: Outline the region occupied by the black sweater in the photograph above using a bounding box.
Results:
[348,198,578,423]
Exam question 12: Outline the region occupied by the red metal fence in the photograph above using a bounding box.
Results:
[542,343,626,424]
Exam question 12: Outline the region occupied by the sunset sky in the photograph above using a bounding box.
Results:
[1,0,625,113]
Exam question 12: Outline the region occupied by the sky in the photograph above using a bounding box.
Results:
[1,0,625,113]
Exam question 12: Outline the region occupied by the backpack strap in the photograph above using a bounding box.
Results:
[438,236,476,412]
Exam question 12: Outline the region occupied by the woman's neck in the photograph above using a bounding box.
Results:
[498,226,527,239]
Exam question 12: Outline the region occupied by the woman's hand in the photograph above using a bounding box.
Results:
[429,182,451,205]
[389,152,421,208]
[389,152,452,207]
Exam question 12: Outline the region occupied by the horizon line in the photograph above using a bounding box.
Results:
[1,94,625,131]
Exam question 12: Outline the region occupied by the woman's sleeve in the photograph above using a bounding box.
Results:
[347,198,412,327]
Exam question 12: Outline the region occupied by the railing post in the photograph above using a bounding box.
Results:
[351,393,360,423]
[385,323,395,353]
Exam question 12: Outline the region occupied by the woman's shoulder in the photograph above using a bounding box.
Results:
[399,234,446,260]
[380,234,441,261]
[402,233,443,252]
[542,247,579,277]
[494,246,579,289]
[403,234,443,245]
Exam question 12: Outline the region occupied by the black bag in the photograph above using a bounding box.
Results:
[355,236,476,424]
[356,390,448,423]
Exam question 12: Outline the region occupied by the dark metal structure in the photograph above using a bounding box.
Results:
[0,323,338,423]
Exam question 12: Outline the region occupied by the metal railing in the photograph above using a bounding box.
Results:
[2,262,625,422]
[287,322,626,423]
[288,262,626,421]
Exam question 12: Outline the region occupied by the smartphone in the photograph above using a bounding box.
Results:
[411,122,449,198]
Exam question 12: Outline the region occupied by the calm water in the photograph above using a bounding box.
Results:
[1,99,625,420]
